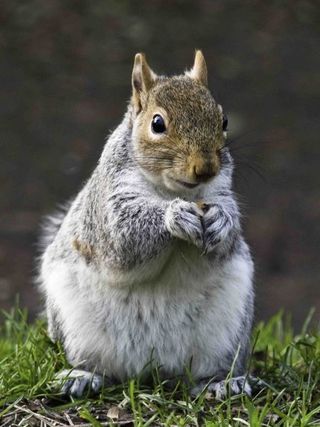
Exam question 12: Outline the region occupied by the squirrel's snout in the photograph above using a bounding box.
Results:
[189,157,218,183]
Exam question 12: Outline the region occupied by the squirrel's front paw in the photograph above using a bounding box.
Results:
[165,199,203,248]
[202,204,233,254]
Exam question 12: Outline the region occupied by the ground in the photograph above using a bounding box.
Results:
[1,308,320,426]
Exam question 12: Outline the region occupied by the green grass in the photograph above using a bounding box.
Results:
[1,308,320,426]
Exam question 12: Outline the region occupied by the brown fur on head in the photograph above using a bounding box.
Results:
[131,50,226,193]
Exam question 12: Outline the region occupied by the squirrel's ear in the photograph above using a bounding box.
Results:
[132,53,157,113]
[186,50,208,87]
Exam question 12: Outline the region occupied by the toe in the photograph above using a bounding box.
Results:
[91,374,103,394]
[70,377,89,398]
[211,381,226,401]
[61,379,74,395]
[229,379,240,395]
[243,381,252,396]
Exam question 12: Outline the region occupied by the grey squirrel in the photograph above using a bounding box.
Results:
[38,51,254,399]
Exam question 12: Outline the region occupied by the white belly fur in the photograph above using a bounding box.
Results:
[41,242,253,381]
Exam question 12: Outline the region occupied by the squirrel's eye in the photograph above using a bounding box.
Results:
[222,115,228,132]
[151,114,166,134]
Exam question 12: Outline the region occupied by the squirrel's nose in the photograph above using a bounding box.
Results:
[192,159,216,182]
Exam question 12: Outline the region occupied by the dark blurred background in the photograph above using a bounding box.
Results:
[0,0,319,328]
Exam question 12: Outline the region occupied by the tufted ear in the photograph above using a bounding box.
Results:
[132,53,157,113]
[186,50,208,87]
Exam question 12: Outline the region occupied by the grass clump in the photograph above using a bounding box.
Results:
[1,308,320,426]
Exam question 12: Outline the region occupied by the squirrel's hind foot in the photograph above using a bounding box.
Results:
[54,369,105,398]
[191,375,252,400]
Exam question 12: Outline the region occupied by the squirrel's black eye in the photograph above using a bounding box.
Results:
[222,115,228,132]
[151,114,166,134]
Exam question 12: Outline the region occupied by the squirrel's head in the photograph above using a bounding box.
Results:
[131,51,228,193]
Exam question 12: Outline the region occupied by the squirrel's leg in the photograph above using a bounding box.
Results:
[54,369,106,398]
[191,286,254,399]
[190,348,252,399]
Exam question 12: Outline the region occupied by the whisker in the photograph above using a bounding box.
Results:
[234,158,267,183]
[225,140,275,154]
[163,135,189,156]
[223,130,255,147]
[138,137,187,160]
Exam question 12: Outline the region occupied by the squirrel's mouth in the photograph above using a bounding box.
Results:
[173,179,199,189]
